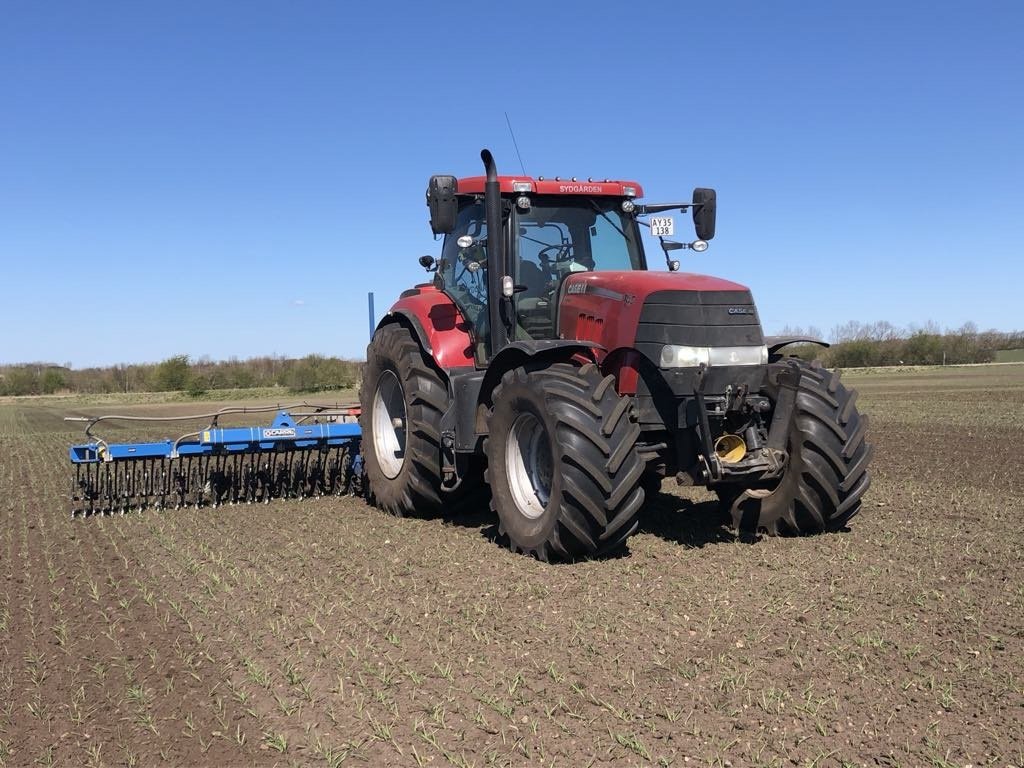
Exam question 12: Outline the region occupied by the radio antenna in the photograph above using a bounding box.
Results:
[504,112,527,176]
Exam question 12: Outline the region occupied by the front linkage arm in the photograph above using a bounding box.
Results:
[690,361,802,486]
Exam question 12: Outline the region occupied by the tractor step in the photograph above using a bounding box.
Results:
[67,405,364,517]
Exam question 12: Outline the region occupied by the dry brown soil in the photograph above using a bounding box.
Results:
[0,365,1021,767]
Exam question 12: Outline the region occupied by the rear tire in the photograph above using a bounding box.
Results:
[485,362,646,561]
[724,360,873,536]
[360,323,446,516]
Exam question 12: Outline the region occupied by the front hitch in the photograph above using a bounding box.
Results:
[684,362,800,487]
[691,364,719,481]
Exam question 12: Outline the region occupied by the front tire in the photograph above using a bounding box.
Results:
[359,323,446,516]
[485,363,646,561]
[724,360,873,536]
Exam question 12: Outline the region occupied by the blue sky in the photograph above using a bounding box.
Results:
[2,1,1021,367]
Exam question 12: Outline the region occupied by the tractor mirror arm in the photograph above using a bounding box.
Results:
[634,202,694,215]
[638,189,716,241]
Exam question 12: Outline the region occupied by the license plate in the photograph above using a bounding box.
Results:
[650,216,674,236]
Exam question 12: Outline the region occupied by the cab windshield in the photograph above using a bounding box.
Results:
[437,196,645,357]
[515,197,642,276]
[513,197,643,339]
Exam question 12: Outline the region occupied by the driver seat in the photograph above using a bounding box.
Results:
[516,260,553,339]
[518,259,547,298]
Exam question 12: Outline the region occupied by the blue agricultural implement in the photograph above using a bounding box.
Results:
[67,405,364,515]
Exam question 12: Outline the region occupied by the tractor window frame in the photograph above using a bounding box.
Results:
[436,197,513,366]
[509,197,647,340]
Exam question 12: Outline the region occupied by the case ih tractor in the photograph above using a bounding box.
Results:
[360,150,872,560]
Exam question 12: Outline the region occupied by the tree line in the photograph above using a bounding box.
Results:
[0,354,364,397]
[778,322,1024,368]
[2,322,1022,397]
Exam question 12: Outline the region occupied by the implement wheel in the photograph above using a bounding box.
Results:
[360,323,446,515]
[723,360,873,536]
[485,362,646,561]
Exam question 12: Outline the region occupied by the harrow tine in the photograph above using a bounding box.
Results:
[293,451,307,499]
[247,455,259,503]
[174,462,187,509]
[276,454,290,499]
[147,460,154,509]
[194,457,206,509]
[102,465,112,514]
[85,464,95,516]
[230,455,240,504]
[160,459,170,510]
[72,465,83,517]
[119,466,129,515]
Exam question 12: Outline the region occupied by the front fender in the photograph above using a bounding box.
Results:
[479,340,604,410]
[765,335,830,357]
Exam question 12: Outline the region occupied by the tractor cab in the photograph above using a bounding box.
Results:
[437,190,646,352]
[426,156,718,366]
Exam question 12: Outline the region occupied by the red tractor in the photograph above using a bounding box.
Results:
[359,150,872,560]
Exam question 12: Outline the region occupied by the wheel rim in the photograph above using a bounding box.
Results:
[505,412,553,520]
[372,370,407,479]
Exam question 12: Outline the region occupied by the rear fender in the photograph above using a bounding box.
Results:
[376,286,476,370]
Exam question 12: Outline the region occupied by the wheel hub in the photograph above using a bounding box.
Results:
[505,412,553,519]
[372,370,407,479]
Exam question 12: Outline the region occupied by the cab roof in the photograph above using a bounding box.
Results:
[456,175,644,199]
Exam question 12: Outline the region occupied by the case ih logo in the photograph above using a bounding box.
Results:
[728,307,755,315]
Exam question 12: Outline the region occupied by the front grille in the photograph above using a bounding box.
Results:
[633,290,763,362]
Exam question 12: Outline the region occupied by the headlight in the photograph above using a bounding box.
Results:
[660,344,768,368]
[660,345,710,368]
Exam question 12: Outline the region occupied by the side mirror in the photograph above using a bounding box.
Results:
[418,255,436,271]
[692,187,716,241]
[427,175,458,235]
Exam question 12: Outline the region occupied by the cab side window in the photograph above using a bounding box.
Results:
[439,203,489,352]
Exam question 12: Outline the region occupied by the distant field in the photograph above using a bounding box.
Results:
[0,366,1021,767]
[995,348,1024,363]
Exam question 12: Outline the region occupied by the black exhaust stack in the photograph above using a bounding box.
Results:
[481,149,508,355]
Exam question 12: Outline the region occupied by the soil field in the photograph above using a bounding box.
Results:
[0,366,1021,767]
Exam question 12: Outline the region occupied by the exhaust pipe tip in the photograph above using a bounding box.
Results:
[481,149,497,181]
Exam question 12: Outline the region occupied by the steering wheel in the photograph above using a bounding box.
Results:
[537,243,574,263]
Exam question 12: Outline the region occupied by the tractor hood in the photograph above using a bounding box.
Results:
[558,270,763,356]
[562,270,750,301]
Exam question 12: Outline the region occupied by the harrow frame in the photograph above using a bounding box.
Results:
[66,404,365,516]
